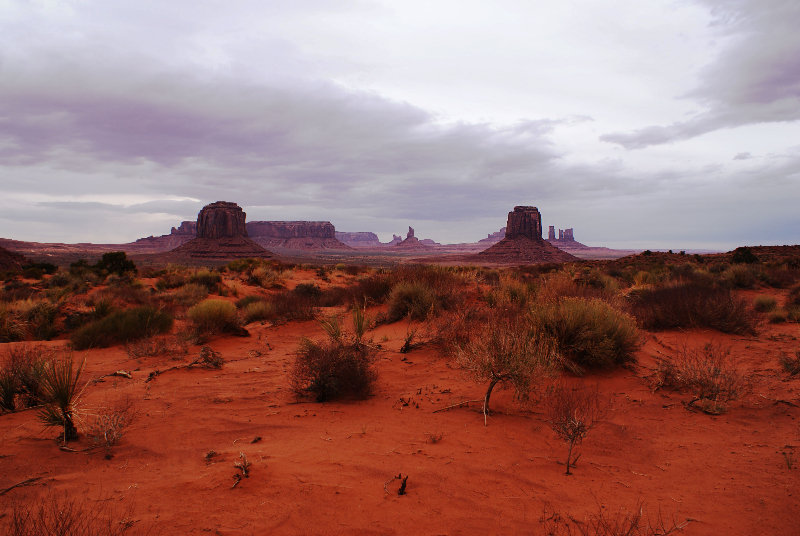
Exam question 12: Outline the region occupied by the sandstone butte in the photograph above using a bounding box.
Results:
[170,201,274,259]
[475,206,578,263]
[394,226,432,251]
[246,221,351,250]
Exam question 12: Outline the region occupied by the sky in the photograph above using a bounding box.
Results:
[0,0,798,249]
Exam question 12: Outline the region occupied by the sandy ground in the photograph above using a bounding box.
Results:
[1,278,799,535]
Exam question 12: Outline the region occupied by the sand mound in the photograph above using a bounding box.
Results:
[474,235,578,263]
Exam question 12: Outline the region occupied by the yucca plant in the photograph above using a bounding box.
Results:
[352,305,371,344]
[38,353,87,442]
[0,369,19,412]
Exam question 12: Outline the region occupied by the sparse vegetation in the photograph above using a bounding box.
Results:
[778,350,800,376]
[187,299,239,336]
[753,295,778,312]
[71,306,173,350]
[457,310,561,421]
[532,298,642,373]
[544,382,609,475]
[649,341,754,414]
[37,352,86,442]
[85,396,137,456]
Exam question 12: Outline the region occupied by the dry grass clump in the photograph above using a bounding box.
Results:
[532,298,642,373]
[0,344,48,412]
[778,350,800,376]
[535,270,615,304]
[187,269,222,290]
[540,500,690,536]
[170,283,209,307]
[187,299,240,336]
[290,336,377,403]
[2,491,150,536]
[70,306,173,350]
[124,335,184,359]
[626,281,755,334]
[0,303,25,342]
[85,396,137,455]
[649,341,754,414]
[457,309,561,420]
[753,295,778,312]
[722,265,758,289]
[544,382,610,475]
[431,307,491,358]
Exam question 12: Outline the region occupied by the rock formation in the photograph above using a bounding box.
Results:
[335,232,382,247]
[475,206,577,264]
[170,201,273,259]
[547,226,587,249]
[247,221,350,250]
[171,221,197,236]
[479,227,506,245]
[0,245,30,271]
[394,225,432,251]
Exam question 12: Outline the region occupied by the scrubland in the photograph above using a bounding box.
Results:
[1,250,799,535]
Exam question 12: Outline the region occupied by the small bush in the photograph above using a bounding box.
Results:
[731,246,759,264]
[188,270,222,290]
[290,337,377,402]
[0,345,48,411]
[457,310,561,419]
[627,281,755,334]
[649,341,754,414]
[723,265,758,289]
[532,298,642,373]
[94,251,137,275]
[768,310,788,323]
[86,396,137,455]
[0,304,24,343]
[187,299,239,335]
[779,350,800,376]
[71,306,173,350]
[242,300,273,324]
[268,290,318,321]
[171,283,209,306]
[753,295,777,312]
[387,281,436,322]
[786,284,800,310]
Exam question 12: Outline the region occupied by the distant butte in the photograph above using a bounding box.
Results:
[473,206,578,264]
[170,201,273,259]
[0,245,29,271]
[247,221,351,250]
[394,226,432,251]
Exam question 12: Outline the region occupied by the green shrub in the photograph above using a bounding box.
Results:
[723,265,758,289]
[188,270,222,290]
[753,295,777,312]
[236,295,265,309]
[171,283,209,306]
[731,246,759,264]
[532,298,642,373]
[94,251,136,275]
[387,281,436,322]
[290,337,377,402]
[0,305,24,343]
[71,306,173,350]
[627,281,755,334]
[768,310,787,323]
[242,301,273,324]
[187,299,239,335]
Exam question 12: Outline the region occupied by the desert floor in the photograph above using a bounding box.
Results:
[1,272,798,535]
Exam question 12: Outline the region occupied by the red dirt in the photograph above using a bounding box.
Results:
[1,277,799,535]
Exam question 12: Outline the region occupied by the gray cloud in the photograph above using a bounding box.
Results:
[601,0,800,149]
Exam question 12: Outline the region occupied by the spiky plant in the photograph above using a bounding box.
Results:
[38,353,87,442]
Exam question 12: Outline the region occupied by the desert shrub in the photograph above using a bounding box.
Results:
[155,272,187,290]
[768,310,788,323]
[38,352,86,441]
[626,281,755,334]
[94,251,136,275]
[0,345,48,411]
[753,295,777,312]
[27,301,58,340]
[242,300,273,324]
[540,500,690,536]
[532,298,642,373]
[124,335,183,359]
[723,265,758,289]
[457,310,561,419]
[85,396,137,455]
[788,307,800,322]
[187,270,222,290]
[187,299,239,335]
[290,337,377,402]
[432,307,491,358]
[485,275,535,309]
[293,282,323,299]
[536,271,613,303]
[545,382,609,475]
[235,295,264,309]
[2,491,150,536]
[268,290,318,321]
[757,266,800,289]
[387,281,436,322]
[171,283,208,307]
[22,262,58,276]
[0,304,24,343]
[649,341,754,414]
[346,271,395,305]
[318,286,349,307]
[70,306,173,350]
[786,284,800,310]
[248,265,285,288]
[731,246,759,264]
[92,285,149,307]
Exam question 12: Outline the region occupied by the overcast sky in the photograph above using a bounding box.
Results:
[1,0,798,249]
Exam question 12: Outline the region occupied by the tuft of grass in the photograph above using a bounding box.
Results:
[187,299,239,335]
[242,300,273,324]
[70,306,173,350]
[532,298,642,373]
[171,283,209,306]
[753,295,778,312]
[0,344,48,411]
[0,304,24,343]
[387,281,436,322]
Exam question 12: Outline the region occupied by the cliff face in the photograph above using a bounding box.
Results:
[335,232,381,247]
[247,221,336,239]
[171,221,197,236]
[505,206,543,240]
[197,201,248,239]
[476,206,577,264]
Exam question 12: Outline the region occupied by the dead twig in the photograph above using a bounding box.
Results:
[232,452,251,488]
[432,399,483,413]
[0,477,42,496]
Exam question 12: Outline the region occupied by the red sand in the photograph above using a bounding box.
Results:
[1,280,799,535]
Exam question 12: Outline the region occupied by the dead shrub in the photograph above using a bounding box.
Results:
[85,396,137,456]
[540,500,690,536]
[2,490,151,535]
[626,281,755,334]
[649,341,754,414]
[124,336,183,359]
[544,382,609,475]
